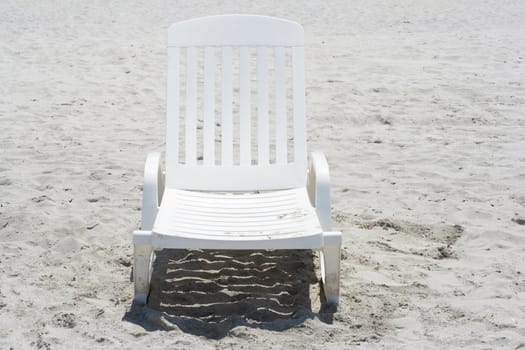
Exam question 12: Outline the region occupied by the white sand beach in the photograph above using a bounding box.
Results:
[1,0,524,348]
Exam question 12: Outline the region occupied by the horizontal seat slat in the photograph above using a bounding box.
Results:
[167,216,318,231]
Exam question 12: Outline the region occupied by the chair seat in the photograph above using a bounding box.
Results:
[151,187,324,249]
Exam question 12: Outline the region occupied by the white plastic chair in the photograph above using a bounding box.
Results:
[133,15,341,305]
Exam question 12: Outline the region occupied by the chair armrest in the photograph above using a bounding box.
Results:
[141,152,165,230]
[307,151,332,231]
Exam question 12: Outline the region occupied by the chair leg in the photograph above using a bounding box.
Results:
[321,232,341,305]
[133,243,154,304]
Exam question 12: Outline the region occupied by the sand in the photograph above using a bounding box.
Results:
[1,0,524,348]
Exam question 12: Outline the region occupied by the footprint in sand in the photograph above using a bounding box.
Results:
[357,219,464,259]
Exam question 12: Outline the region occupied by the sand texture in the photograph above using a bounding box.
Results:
[1,0,525,349]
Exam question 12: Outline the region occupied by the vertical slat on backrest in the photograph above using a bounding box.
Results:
[292,46,306,164]
[239,47,251,166]
[274,47,287,164]
[221,47,233,166]
[256,47,269,165]
[203,47,215,165]
[166,47,180,165]
[185,47,197,165]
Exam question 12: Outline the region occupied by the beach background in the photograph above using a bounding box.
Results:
[1,0,524,348]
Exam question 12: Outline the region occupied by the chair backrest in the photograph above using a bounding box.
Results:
[165,15,307,191]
